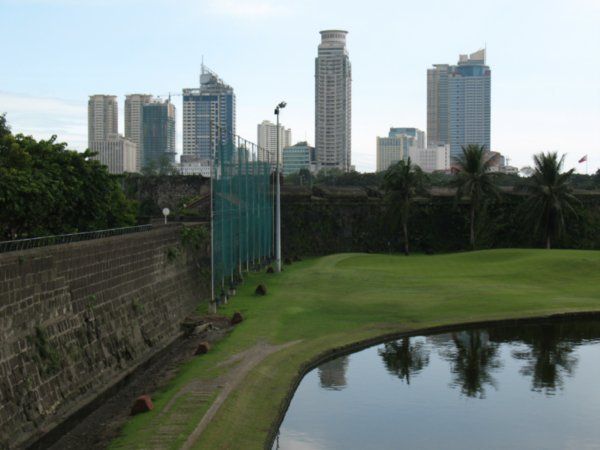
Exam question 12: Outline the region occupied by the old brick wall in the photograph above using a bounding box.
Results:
[0,224,209,449]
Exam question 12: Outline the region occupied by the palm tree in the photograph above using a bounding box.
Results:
[382,158,427,255]
[522,152,579,249]
[453,144,501,250]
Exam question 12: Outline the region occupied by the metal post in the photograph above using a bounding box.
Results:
[274,101,286,273]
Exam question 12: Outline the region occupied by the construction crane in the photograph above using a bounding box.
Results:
[156,92,183,102]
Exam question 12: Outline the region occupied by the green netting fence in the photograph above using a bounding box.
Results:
[212,132,274,301]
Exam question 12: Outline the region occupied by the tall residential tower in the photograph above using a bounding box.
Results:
[142,99,176,168]
[315,30,352,172]
[427,49,491,159]
[88,95,118,148]
[257,120,291,165]
[125,94,152,171]
[182,65,236,162]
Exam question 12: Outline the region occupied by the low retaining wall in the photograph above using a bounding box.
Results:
[0,225,209,449]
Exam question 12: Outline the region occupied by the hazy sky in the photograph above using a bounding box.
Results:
[1,0,599,173]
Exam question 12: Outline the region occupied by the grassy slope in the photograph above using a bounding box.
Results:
[110,249,600,450]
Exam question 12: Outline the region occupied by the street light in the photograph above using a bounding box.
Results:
[274,101,286,273]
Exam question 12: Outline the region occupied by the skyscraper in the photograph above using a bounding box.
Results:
[257,120,291,165]
[427,49,491,159]
[125,94,152,171]
[427,65,450,149]
[315,30,352,172]
[182,65,236,161]
[142,99,176,168]
[88,95,118,148]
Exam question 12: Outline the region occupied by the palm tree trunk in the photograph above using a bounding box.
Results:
[470,205,476,250]
[403,220,409,256]
[546,235,551,249]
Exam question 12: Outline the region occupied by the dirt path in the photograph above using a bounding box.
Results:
[180,340,298,450]
[42,318,295,450]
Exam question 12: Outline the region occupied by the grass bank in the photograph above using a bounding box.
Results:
[109,249,600,449]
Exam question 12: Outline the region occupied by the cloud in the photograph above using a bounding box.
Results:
[0,91,87,151]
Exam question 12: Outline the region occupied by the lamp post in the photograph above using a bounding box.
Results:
[274,101,286,273]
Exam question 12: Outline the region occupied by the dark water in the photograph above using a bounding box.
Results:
[273,319,600,450]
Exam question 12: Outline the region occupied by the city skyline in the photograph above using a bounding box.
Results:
[1,0,598,174]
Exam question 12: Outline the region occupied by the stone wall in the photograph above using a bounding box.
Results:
[123,174,209,219]
[0,225,209,449]
[280,186,600,256]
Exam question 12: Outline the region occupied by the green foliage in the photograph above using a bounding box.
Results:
[453,144,502,250]
[313,169,384,187]
[0,113,9,138]
[164,225,209,264]
[29,326,62,375]
[0,118,137,239]
[382,158,428,255]
[284,168,314,186]
[141,154,179,176]
[520,152,580,249]
[165,246,181,262]
[427,171,455,186]
[180,225,209,251]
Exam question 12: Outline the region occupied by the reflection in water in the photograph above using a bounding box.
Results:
[491,323,580,393]
[275,319,600,450]
[440,330,502,398]
[378,337,430,384]
[318,356,349,390]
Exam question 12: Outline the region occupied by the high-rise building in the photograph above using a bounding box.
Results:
[376,128,424,172]
[257,120,291,165]
[389,128,426,149]
[88,95,118,148]
[142,99,176,169]
[90,133,137,174]
[125,94,152,171]
[427,65,450,149]
[408,144,451,173]
[182,65,236,161]
[282,142,315,176]
[427,49,491,159]
[315,30,352,172]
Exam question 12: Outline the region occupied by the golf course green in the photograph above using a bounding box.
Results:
[109,249,600,449]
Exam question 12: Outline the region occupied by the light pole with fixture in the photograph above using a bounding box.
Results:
[274,101,286,272]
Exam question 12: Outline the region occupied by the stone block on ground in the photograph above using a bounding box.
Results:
[130,395,154,416]
[255,284,267,296]
[231,311,244,325]
[192,323,212,335]
[194,341,211,355]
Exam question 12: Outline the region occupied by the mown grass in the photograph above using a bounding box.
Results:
[109,249,600,449]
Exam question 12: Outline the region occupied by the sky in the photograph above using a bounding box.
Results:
[1,0,599,174]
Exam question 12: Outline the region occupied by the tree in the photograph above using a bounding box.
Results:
[382,158,427,255]
[0,118,136,239]
[453,144,501,250]
[0,113,10,138]
[521,152,580,249]
[141,154,179,176]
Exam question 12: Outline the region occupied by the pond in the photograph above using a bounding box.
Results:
[272,318,600,450]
